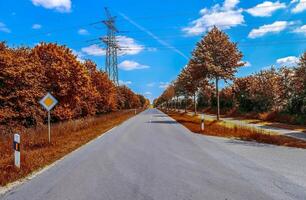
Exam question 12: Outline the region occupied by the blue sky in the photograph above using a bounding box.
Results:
[1,0,306,102]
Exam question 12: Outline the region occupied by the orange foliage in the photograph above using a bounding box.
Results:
[0,43,45,132]
[0,42,148,134]
[32,43,96,120]
[84,60,116,113]
[117,85,143,109]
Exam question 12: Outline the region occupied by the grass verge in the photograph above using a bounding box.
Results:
[202,108,306,132]
[0,109,140,186]
[165,110,306,149]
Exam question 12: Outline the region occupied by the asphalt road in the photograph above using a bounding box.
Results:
[1,109,306,200]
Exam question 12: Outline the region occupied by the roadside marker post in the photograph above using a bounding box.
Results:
[39,92,58,143]
[14,134,20,168]
[201,114,205,131]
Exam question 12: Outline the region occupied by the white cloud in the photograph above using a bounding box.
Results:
[293,24,306,35]
[116,36,144,55]
[239,61,251,66]
[146,82,155,87]
[31,0,71,12]
[223,0,240,10]
[32,24,42,29]
[276,56,299,66]
[72,50,85,63]
[245,61,251,67]
[246,1,286,17]
[0,22,11,33]
[118,60,150,71]
[144,92,152,96]
[78,29,89,35]
[248,21,291,38]
[159,82,170,89]
[81,44,105,56]
[119,80,132,86]
[82,36,144,57]
[291,0,306,13]
[182,0,244,36]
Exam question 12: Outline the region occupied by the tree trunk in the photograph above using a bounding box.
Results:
[216,77,220,120]
[180,98,182,111]
[194,92,197,115]
[185,95,187,113]
[176,96,179,112]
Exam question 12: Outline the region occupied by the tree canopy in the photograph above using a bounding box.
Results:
[0,42,149,134]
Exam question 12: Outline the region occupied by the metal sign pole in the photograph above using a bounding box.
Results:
[48,111,51,143]
[39,92,58,144]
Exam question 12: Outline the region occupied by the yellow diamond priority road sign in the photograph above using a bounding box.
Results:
[39,92,58,112]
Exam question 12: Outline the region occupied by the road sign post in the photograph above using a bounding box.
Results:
[48,111,51,143]
[14,134,20,168]
[201,114,204,131]
[39,92,58,143]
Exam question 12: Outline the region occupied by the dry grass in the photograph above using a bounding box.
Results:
[0,109,140,186]
[188,108,306,133]
[165,110,306,149]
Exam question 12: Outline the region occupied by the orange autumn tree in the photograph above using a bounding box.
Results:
[0,41,149,133]
[192,27,243,120]
[117,85,141,109]
[136,94,148,108]
[32,43,98,121]
[177,66,198,113]
[84,60,117,113]
[289,52,306,115]
[0,43,45,133]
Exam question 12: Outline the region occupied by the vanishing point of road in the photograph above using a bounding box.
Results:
[1,109,306,200]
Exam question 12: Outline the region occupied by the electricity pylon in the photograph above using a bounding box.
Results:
[102,7,119,85]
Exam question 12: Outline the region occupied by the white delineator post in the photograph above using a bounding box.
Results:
[201,114,205,131]
[14,133,20,168]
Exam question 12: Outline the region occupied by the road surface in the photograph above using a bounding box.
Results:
[1,109,306,200]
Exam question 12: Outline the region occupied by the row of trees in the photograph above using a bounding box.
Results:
[0,42,149,133]
[224,64,305,114]
[154,27,306,124]
[154,27,243,120]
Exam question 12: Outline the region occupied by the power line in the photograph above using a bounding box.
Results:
[5,20,105,41]
[67,38,306,55]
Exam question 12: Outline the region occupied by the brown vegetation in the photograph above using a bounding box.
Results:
[0,42,149,134]
[0,109,140,186]
[165,110,306,149]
